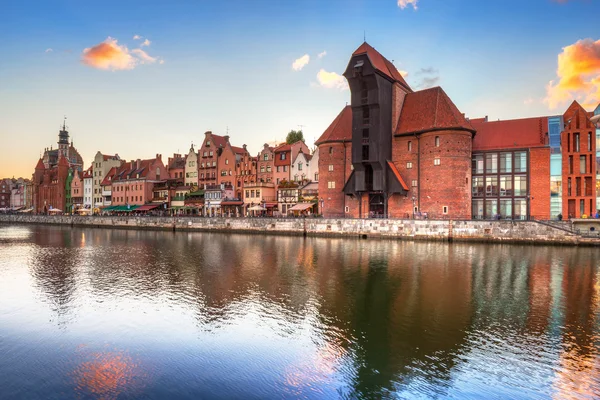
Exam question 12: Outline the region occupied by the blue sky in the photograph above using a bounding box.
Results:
[1,0,598,178]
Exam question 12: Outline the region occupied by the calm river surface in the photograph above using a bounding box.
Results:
[0,225,599,399]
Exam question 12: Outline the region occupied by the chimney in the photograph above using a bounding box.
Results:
[136,159,141,169]
[243,144,247,151]
[485,115,488,122]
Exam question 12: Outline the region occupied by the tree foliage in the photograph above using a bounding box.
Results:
[286,130,304,144]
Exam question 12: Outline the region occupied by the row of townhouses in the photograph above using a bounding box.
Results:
[20,42,600,220]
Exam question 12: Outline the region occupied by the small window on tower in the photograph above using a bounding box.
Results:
[408,141,412,152]
[435,136,440,147]
[443,206,448,214]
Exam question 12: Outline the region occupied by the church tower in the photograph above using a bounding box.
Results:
[58,117,70,159]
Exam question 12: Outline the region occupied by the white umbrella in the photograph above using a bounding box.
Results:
[48,208,63,213]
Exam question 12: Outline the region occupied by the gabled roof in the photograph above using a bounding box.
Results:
[100,167,117,186]
[315,106,352,145]
[274,143,291,152]
[208,133,228,148]
[352,42,411,91]
[231,146,246,155]
[395,87,474,135]
[168,157,185,169]
[102,154,118,161]
[471,116,548,151]
[35,158,45,170]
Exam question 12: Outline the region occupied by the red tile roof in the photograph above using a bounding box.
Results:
[395,87,474,135]
[102,154,117,161]
[274,143,291,152]
[209,133,228,148]
[35,158,45,170]
[471,116,548,151]
[231,146,246,155]
[352,42,411,91]
[113,158,159,181]
[315,106,352,145]
[100,167,117,186]
[387,161,409,191]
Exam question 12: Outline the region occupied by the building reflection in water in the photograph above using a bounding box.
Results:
[3,225,599,398]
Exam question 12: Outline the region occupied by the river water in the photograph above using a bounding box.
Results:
[0,225,599,399]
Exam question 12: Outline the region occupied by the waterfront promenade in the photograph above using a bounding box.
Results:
[1,214,599,246]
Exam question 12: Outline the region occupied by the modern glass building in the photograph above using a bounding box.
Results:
[548,116,563,219]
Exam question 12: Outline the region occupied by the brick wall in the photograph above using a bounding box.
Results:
[530,147,551,220]
[318,142,351,217]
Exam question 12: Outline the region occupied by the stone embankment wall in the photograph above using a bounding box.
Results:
[0,215,597,246]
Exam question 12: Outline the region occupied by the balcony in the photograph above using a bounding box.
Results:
[101,190,111,197]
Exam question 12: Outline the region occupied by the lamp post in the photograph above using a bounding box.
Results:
[411,196,417,219]
[319,197,324,216]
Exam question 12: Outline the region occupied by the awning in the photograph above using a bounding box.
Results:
[248,205,266,211]
[135,204,160,212]
[221,201,244,206]
[265,202,278,208]
[288,203,315,211]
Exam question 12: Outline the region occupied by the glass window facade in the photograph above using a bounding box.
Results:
[472,151,529,220]
[548,117,564,220]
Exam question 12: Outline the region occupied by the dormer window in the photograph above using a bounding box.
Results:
[206,141,211,147]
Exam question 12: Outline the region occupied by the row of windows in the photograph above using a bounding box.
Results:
[566,132,594,153]
[113,196,143,203]
[406,136,440,152]
[473,152,527,174]
[472,199,528,220]
[200,161,217,167]
[472,175,527,197]
[566,176,594,197]
[567,155,594,174]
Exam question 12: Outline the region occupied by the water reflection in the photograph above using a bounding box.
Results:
[0,225,599,399]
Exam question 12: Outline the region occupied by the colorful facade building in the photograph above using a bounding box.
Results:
[235,147,257,199]
[257,144,275,183]
[243,182,277,215]
[110,155,169,207]
[92,152,123,210]
[273,141,310,186]
[83,166,93,210]
[184,145,199,187]
[316,42,599,220]
[198,131,223,189]
[70,170,83,212]
[0,179,13,209]
[167,153,186,180]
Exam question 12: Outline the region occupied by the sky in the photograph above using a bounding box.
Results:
[1,0,599,179]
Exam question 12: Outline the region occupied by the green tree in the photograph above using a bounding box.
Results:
[286,130,304,144]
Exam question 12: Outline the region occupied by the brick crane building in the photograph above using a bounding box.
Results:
[316,42,598,220]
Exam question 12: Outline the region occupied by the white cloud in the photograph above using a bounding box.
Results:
[523,97,534,105]
[45,48,53,53]
[133,35,142,40]
[399,70,408,77]
[317,51,327,59]
[131,48,157,64]
[397,0,418,10]
[316,69,348,90]
[292,54,310,71]
[141,38,151,47]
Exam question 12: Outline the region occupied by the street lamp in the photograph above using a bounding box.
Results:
[319,197,324,216]
[411,196,416,219]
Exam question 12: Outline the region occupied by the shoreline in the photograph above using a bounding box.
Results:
[1,214,599,246]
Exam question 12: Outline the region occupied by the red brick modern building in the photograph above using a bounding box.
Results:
[316,42,598,220]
